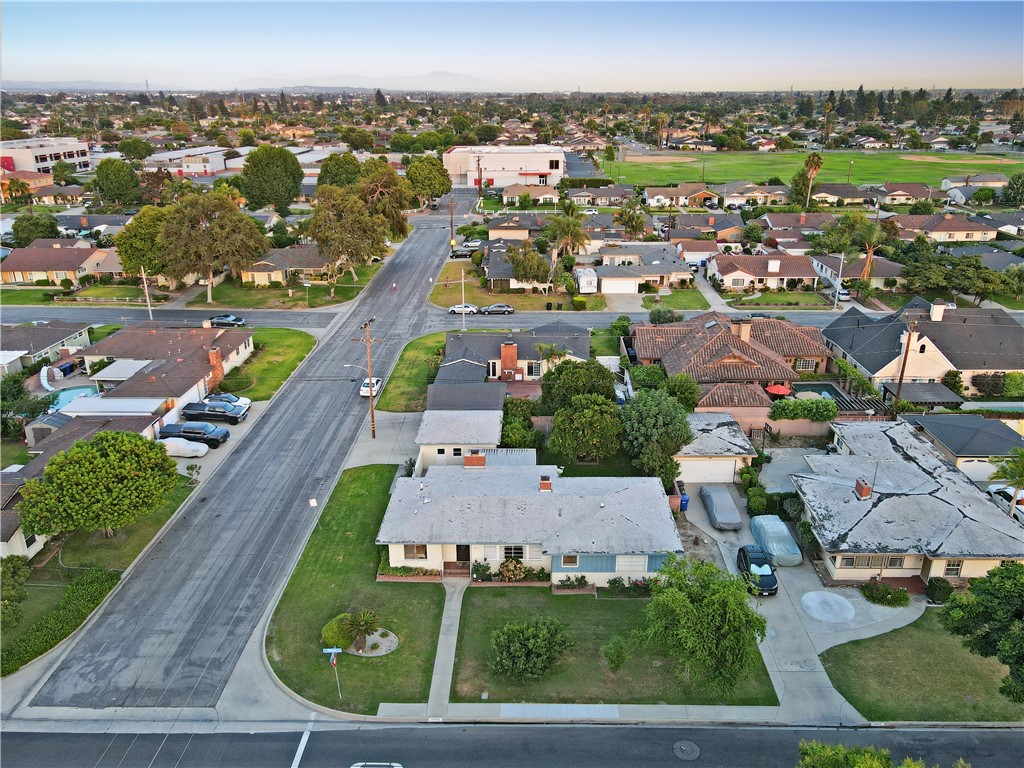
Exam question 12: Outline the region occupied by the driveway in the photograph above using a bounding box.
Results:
[603,292,646,313]
[758,447,826,493]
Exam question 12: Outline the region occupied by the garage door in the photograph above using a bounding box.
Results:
[678,458,737,483]
[600,278,639,294]
[959,459,995,482]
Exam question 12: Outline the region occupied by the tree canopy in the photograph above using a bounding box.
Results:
[93,158,140,206]
[11,212,59,247]
[308,184,389,282]
[18,431,178,538]
[316,152,361,188]
[548,393,623,464]
[240,144,304,213]
[406,156,452,202]
[665,372,701,411]
[1,373,56,440]
[114,205,171,276]
[353,161,412,238]
[117,137,155,163]
[540,359,616,412]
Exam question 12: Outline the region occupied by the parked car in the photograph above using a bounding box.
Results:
[429,202,439,210]
[462,239,482,249]
[159,421,229,448]
[829,289,851,302]
[699,485,743,531]
[204,392,252,409]
[987,484,1024,523]
[582,208,599,216]
[481,303,515,315]
[736,545,779,596]
[209,314,246,327]
[359,377,383,397]
[448,303,479,314]
[180,401,249,425]
[750,515,803,567]
[450,247,474,259]
[157,437,210,458]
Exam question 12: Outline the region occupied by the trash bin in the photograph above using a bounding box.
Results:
[556,302,563,310]
[680,493,690,513]
[546,302,552,310]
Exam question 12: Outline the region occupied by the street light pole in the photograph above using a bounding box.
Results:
[140,265,154,321]
[303,281,311,308]
[449,196,455,256]
[461,268,467,332]
[351,318,383,439]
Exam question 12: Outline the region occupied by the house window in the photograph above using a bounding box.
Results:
[886,556,905,569]
[404,544,427,560]
[840,556,856,568]
[919,344,927,354]
[436,448,445,455]
[488,361,499,378]
[453,448,462,457]
[528,361,542,377]
[944,559,963,577]
[24,534,37,548]
[1000,560,1018,567]
[503,545,524,560]
[549,160,560,170]
[795,358,816,371]
[964,233,973,239]
[561,555,579,568]
[731,278,745,287]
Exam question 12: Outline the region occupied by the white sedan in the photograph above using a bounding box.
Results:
[158,437,210,458]
[448,303,479,314]
[462,239,482,249]
[582,208,599,216]
[359,377,383,397]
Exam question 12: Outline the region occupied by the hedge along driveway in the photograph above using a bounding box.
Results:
[265,465,444,715]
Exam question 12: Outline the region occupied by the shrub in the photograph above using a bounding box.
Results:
[268,280,284,290]
[769,398,839,422]
[971,372,1007,397]
[59,278,74,290]
[369,642,380,651]
[471,560,493,582]
[489,617,572,682]
[34,279,51,287]
[860,578,910,607]
[0,569,120,677]
[629,364,667,389]
[601,635,628,672]
[572,296,586,311]
[746,489,768,515]
[1004,372,1024,398]
[321,613,354,649]
[926,576,954,604]
[498,558,527,582]
[556,574,590,589]
[782,497,804,521]
[1,601,24,630]
[606,576,625,592]
[99,275,115,285]
[797,520,817,554]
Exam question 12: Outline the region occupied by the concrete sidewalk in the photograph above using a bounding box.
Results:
[425,579,469,718]
[691,273,735,312]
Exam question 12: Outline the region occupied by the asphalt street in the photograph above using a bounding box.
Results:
[3,726,1020,768]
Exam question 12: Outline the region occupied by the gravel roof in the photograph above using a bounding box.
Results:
[415,410,502,446]
[676,413,756,458]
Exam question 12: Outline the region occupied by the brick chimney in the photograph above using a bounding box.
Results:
[463,452,486,468]
[208,347,225,388]
[79,216,88,227]
[944,213,953,220]
[733,318,751,341]
[500,341,518,381]
[930,299,945,322]
[539,474,552,492]
[799,212,806,225]
[708,215,715,226]
[854,478,872,500]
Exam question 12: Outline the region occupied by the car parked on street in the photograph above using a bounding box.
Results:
[736,545,779,596]
[987,484,1024,523]
[204,392,252,409]
[462,239,482,249]
[699,485,743,531]
[181,400,249,425]
[448,303,479,314]
[359,377,383,397]
[159,421,230,448]
[481,303,515,315]
[209,314,246,327]
[582,208,599,216]
[450,246,474,258]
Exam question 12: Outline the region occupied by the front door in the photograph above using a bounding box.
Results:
[456,545,470,563]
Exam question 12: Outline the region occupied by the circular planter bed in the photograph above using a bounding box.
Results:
[344,628,399,658]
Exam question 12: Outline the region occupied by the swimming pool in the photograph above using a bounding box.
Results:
[50,385,100,410]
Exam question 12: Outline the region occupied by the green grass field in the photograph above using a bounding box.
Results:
[217,328,316,402]
[88,324,122,343]
[77,285,144,299]
[452,587,777,706]
[266,465,444,714]
[0,288,58,305]
[431,262,596,312]
[733,291,829,307]
[187,264,383,309]
[0,439,30,469]
[589,328,622,357]
[374,332,447,412]
[538,448,642,478]
[641,289,711,311]
[820,608,1024,722]
[603,152,1024,188]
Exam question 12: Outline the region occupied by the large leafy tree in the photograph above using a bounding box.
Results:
[940,561,1024,702]
[18,431,178,539]
[114,205,171,276]
[643,556,767,693]
[1002,172,1024,207]
[354,162,413,238]
[11,213,59,247]
[161,193,268,303]
[138,169,172,205]
[240,144,303,214]
[0,373,56,439]
[620,388,692,459]
[308,184,389,286]
[316,152,361,188]
[540,359,616,412]
[117,137,155,164]
[666,372,702,411]
[50,160,79,186]
[406,155,452,203]
[1002,263,1024,302]
[506,241,555,286]
[548,394,622,463]
[93,158,140,206]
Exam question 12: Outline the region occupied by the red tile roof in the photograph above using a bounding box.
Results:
[750,318,832,359]
[698,383,772,408]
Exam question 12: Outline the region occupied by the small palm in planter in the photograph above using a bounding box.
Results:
[341,609,381,652]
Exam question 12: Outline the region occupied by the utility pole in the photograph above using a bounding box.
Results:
[832,256,845,311]
[476,156,483,197]
[449,196,455,256]
[891,320,916,408]
[461,268,467,332]
[140,265,154,321]
[352,318,384,439]
[847,160,853,184]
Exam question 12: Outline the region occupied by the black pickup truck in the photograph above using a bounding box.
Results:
[180,401,249,425]
[159,421,230,448]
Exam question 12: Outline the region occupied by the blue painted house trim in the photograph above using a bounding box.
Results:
[550,553,669,573]
[647,553,669,572]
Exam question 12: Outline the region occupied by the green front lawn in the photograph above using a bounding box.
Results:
[589,329,622,357]
[641,289,711,311]
[538,448,643,478]
[452,588,777,706]
[266,465,444,714]
[374,332,447,412]
[990,293,1024,310]
[0,288,58,305]
[187,268,383,309]
[1,439,30,469]
[77,285,144,299]
[733,291,828,307]
[217,328,316,402]
[820,608,1024,722]
[430,262,606,312]
[59,475,193,570]
[0,584,69,648]
[88,324,122,343]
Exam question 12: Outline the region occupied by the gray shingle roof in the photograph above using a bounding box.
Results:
[426,381,507,410]
[901,414,1024,457]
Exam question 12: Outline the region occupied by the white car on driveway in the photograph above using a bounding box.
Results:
[158,437,210,458]
[987,484,1024,523]
[582,208,599,216]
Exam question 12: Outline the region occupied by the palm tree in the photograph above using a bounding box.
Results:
[559,198,581,220]
[340,609,381,652]
[5,178,32,212]
[803,152,824,209]
[546,215,590,260]
[990,448,1024,519]
[853,221,886,280]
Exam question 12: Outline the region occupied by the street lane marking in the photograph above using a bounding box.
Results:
[291,730,311,768]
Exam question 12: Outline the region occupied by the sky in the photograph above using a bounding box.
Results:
[2,1,1023,92]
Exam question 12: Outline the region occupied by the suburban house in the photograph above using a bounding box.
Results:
[676,239,722,265]
[0,169,54,202]
[443,325,590,383]
[667,213,745,243]
[479,239,555,292]
[791,421,1024,585]
[442,145,567,187]
[901,414,1024,483]
[376,462,684,585]
[0,246,113,287]
[707,252,819,291]
[239,244,338,286]
[940,173,1008,190]
[564,184,635,207]
[0,321,91,375]
[643,183,718,208]
[823,298,1024,395]
[810,184,870,206]
[893,213,998,242]
[500,184,559,206]
[969,211,1024,237]
[593,243,694,294]
[487,213,550,241]
[810,253,905,290]
[945,186,1003,206]
[414,409,502,473]
[673,412,757,484]
[581,212,655,249]
[751,212,836,233]
[709,181,790,207]
[941,244,1024,274]
[33,184,85,205]
[872,183,935,205]
[54,213,133,237]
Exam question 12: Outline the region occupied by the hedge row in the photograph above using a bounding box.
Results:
[0,569,120,677]
[769,398,839,422]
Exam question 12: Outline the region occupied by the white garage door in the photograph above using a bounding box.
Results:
[959,459,995,482]
[678,458,737,483]
[600,278,639,294]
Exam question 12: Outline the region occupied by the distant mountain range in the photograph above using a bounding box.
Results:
[3,79,150,92]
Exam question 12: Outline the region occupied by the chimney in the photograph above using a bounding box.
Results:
[854,478,872,500]
[463,451,486,468]
[767,258,781,274]
[80,216,88,227]
[734,318,751,341]
[944,213,953,220]
[52,243,60,249]
[539,474,552,492]
[929,299,945,322]
[799,213,806,225]
[148,329,157,335]
[500,341,518,381]
[208,347,225,387]
[708,215,714,226]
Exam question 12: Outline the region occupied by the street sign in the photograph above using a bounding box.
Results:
[763,423,774,434]
[450,239,456,247]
